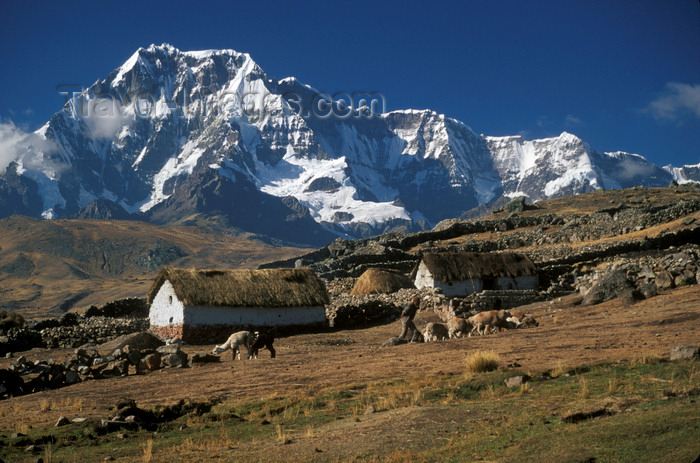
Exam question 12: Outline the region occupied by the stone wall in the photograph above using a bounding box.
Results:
[150,324,241,345]
[433,290,542,321]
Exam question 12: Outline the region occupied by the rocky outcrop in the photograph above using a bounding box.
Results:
[575,245,699,304]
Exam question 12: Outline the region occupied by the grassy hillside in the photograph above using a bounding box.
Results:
[0,216,311,319]
[1,284,698,461]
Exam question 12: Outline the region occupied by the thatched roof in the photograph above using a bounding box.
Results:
[413,252,537,283]
[147,267,329,308]
[350,268,415,296]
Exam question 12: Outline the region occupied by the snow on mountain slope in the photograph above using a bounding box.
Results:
[665,163,700,184]
[486,132,672,200]
[0,43,689,242]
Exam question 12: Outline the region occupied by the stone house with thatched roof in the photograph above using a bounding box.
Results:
[147,267,329,344]
[412,252,538,298]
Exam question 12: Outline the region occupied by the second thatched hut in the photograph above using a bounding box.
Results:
[350,268,415,296]
[412,252,538,297]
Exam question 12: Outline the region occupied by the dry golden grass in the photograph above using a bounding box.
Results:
[607,375,621,394]
[519,382,532,395]
[275,424,290,444]
[550,361,567,378]
[141,439,153,463]
[170,428,234,454]
[579,377,591,399]
[631,355,661,366]
[40,398,51,412]
[464,350,501,374]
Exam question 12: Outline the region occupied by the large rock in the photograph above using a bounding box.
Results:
[99,332,164,352]
[582,270,638,306]
[504,375,530,388]
[95,360,129,378]
[0,368,24,397]
[655,269,675,290]
[670,345,699,361]
[503,196,527,213]
[162,351,188,368]
[141,353,162,371]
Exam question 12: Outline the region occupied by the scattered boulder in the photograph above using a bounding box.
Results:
[142,353,162,372]
[99,332,164,352]
[670,345,699,361]
[55,416,71,427]
[95,360,129,378]
[655,269,676,289]
[504,375,530,388]
[162,351,188,368]
[0,368,24,398]
[156,344,181,355]
[504,196,527,213]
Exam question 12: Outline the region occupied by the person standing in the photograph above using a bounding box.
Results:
[399,295,422,342]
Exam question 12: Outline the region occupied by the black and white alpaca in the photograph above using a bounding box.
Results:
[212,330,253,360]
[249,331,276,358]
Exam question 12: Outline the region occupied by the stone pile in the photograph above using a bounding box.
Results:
[0,315,150,355]
[0,332,190,400]
[38,317,150,349]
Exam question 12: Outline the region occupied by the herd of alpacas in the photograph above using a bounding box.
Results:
[423,309,539,342]
[209,309,538,361]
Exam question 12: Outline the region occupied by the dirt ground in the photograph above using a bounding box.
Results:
[2,284,699,435]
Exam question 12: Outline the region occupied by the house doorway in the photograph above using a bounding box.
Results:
[482,276,497,290]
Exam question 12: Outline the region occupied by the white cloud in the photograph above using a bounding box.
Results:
[82,97,132,139]
[647,82,700,121]
[0,122,58,173]
[564,114,583,127]
[616,157,657,181]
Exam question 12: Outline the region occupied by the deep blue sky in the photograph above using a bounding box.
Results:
[1,0,699,166]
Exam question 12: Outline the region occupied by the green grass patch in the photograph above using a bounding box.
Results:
[1,360,698,462]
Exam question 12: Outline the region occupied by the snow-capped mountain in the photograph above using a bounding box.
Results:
[0,44,694,244]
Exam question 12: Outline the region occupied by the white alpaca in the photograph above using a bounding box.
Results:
[212,331,253,360]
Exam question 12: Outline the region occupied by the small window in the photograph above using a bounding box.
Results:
[169,317,173,325]
[169,295,173,305]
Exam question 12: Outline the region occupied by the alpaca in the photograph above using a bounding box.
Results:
[423,322,449,342]
[212,331,253,360]
[249,331,276,358]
